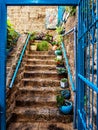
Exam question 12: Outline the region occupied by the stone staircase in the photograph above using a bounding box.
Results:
[7,47,73,130]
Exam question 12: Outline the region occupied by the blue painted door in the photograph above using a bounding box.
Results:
[77,0,98,129]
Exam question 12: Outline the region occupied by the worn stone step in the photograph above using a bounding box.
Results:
[22,78,60,87]
[26,54,55,60]
[16,92,57,107]
[27,50,54,55]
[7,122,73,130]
[19,86,62,94]
[26,59,55,65]
[24,71,67,79]
[12,106,73,123]
[25,64,56,71]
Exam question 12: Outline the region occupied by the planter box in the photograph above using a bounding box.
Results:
[57,55,62,60]
[60,81,68,88]
[30,44,37,51]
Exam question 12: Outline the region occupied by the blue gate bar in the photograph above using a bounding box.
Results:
[96,0,98,129]
[87,1,91,126]
[78,74,98,93]
[78,110,87,130]
[0,2,7,130]
[6,0,79,5]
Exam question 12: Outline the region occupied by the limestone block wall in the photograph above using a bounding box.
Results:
[6,34,27,124]
[64,15,77,80]
[7,6,57,34]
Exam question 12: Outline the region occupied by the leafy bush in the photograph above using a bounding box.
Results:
[29,32,36,41]
[56,95,65,107]
[37,41,49,51]
[7,20,19,49]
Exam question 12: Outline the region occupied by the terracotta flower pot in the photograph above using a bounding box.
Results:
[52,45,57,51]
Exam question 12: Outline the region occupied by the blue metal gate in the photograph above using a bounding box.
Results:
[77,0,98,129]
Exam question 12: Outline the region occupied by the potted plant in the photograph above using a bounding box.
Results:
[55,47,62,56]
[29,32,36,42]
[59,100,73,114]
[55,58,64,66]
[60,78,68,88]
[51,41,58,51]
[30,43,37,51]
[37,41,49,51]
[56,95,73,114]
[61,90,70,99]
[57,67,67,74]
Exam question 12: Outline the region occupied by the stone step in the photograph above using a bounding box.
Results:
[25,64,56,71]
[16,92,57,107]
[7,122,73,130]
[19,86,62,94]
[26,54,55,60]
[26,59,55,65]
[22,78,60,87]
[27,50,54,55]
[12,106,73,123]
[24,71,67,79]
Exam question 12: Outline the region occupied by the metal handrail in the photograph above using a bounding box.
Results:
[61,27,76,92]
[62,26,77,129]
[9,34,30,88]
[61,42,75,92]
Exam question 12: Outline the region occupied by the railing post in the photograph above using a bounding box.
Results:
[96,0,98,129]
[77,2,84,129]
[73,26,77,129]
[0,1,7,130]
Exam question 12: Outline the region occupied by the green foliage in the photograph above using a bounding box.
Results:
[30,32,36,41]
[55,58,63,65]
[56,95,65,106]
[51,41,57,46]
[44,34,53,42]
[61,78,67,82]
[57,67,67,74]
[56,26,64,34]
[37,41,49,51]
[7,20,19,49]
[66,6,77,16]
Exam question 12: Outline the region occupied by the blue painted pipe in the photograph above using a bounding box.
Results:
[9,34,30,88]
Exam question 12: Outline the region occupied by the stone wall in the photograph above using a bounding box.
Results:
[6,34,27,124]
[64,15,77,80]
[8,6,57,34]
